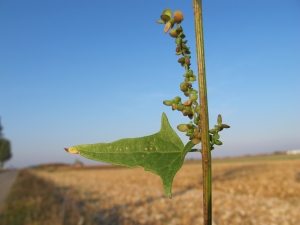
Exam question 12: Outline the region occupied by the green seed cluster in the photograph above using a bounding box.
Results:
[208,115,230,150]
[157,8,230,148]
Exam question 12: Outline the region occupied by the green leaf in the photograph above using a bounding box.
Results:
[65,113,195,198]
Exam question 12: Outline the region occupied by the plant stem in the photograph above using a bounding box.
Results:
[192,0,212,224]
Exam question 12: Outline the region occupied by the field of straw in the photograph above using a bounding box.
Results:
[33,157,300,225]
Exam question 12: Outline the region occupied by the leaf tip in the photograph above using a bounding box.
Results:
[64,147,80,154]
[161,112,168,123]
[163,182,173,199]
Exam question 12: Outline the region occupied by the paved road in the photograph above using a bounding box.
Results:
[0,170,18,212]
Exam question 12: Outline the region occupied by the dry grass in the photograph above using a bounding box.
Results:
[31,157,300,225]
[0,170,95,225]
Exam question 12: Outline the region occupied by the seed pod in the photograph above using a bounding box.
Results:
[215,140,223,145]
[175,37,182,45]
[189,77,196,82]
[194,127,198,133]
[160,8,172,22]
[178,57,185,64]
[188,70,193,75]
[186,130,194,136]
[221,124,230,128]
[164,21,172,34]
[186,124,193,129]
[209,129,217,134]
[186,82,192,87]
[176,26,183,33]
[190,90,198,94]
[194,128,201,139]
[180,82,188,91]
[184,100,192,106]
[163,100,173,106]
[174,10,184,23]
[214,125,220,132]
[173,96,181,104]
[177,124,188,132]
[177,104,184,111]
[190,95,198,101]
[156,20,165,24]
[172,103,177,110]
[169,28,178,38]
[213,134,220,140]
[217,114,222,126]
[192,138,201,144]
[185,57,191,66]
[187,130,194,136]
[184,73,190,78]
[181,43,188,50]
[183,91,189,97]
[182,110,189,116]
[185,106,192,113]
[179,32,186,38]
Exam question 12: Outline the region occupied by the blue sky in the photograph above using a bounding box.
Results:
[1,0,299,168]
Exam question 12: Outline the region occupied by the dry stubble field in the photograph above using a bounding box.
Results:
[33,157,300,225]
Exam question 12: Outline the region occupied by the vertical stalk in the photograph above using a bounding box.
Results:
[192,0,212,224]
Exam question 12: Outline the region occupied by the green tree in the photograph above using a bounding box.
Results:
[0,119,12,169]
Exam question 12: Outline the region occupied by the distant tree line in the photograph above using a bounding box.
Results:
[0,118,12,169]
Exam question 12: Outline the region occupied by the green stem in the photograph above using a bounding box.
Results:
[192,0,212,224]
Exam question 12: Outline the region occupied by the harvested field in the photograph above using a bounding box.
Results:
[33,158,300,225]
